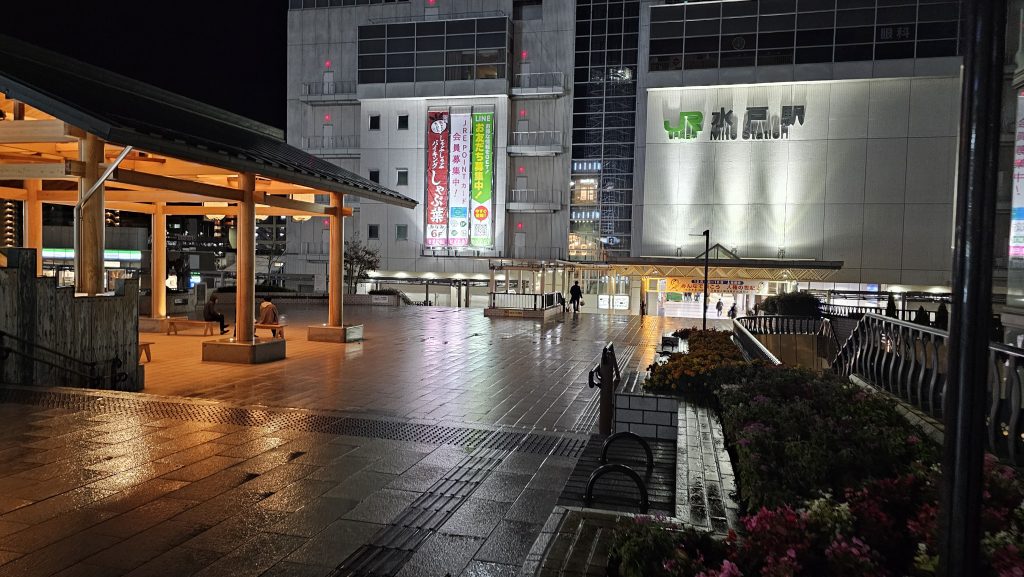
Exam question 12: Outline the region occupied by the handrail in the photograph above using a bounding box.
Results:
[301,80,357,96]
[736,315,842,360]
[731,318,782,365]
[511,72,565,91]
[584,464,650,513]
[832,313,1024,466]
[600,432,653,477]
[0,330,127,388]
[510,131,562,147]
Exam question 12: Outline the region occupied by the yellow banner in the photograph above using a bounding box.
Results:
[665,278,762,294]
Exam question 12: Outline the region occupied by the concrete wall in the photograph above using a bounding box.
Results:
[641,76,961,287]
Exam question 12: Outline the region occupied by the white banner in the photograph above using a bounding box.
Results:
[447,113,472,247]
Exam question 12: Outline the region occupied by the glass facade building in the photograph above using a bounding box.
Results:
[570,0,641,260]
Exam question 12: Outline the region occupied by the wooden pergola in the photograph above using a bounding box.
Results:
[0,34,416,353]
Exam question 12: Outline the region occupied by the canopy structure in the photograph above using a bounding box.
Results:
[0,34,416,354]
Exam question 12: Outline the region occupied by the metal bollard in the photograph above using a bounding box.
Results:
[588,343,621,435]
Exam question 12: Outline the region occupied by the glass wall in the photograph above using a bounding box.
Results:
[357,17,511,85]
[648,0,962,73]
[570,0,641,260]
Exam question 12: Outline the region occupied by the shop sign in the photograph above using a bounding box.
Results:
[665,105,806,141]
[666,278,761,294]
[424,110,449,247]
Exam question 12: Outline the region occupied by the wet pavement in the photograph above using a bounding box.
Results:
[0,307,730,577]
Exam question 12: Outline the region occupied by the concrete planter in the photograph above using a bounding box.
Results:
[345,293,401,306]
[614,382,680,440]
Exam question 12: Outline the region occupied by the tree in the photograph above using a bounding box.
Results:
[885,294,898,318]
[343,239,381,294]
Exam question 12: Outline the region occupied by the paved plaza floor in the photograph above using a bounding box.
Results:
[0,306,730,577]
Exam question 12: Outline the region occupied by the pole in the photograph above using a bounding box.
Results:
[937,0,1004,575]
[151,202,166,319]
[235,173,256,342]
[328,193,344,327]
[702,229,709,330]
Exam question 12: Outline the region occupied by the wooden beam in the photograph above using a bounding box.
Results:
[0,186,27,200]
[255,191,329,214]
[101,201,156,214]
[110,168,244,201]
[0,162,73,179]
[0,120,81,144]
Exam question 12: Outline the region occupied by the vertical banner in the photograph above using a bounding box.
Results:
[470,112,494,248]
[447,113,472,247]
[424,110,450,247]
[1011,93,1024,259]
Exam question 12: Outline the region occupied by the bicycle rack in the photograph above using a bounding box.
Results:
[589,342,621,435]
[583,463,650,513]
[600,431,653,477]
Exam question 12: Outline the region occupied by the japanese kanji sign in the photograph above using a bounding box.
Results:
[1011,94,1024,258]
[424,110,450,247]
[470,112,494,248]
[447,113,472,247]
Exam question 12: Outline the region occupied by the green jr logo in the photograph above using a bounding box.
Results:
[664,111,704,140]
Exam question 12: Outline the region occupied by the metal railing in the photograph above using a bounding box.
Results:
[489,291,561,310]
[369,10,507,23]
[508,189,561,204]
[302,135,360,150]
[822,303,943,326]
[510,131,562,147]
[832,313,1024,465]
[0,329,127,389]
[301,81,357,97]
[511,72,565,93]
[731,318,782,365]
[737,315,841,352]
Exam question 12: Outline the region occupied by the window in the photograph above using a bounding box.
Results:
[368,224,380,239]
[369,115,381,130]
[396,169,409,186]
[396,224,408,240]
[369,169,380,183]
[398,114,409,130]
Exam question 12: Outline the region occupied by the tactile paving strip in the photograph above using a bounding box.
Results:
[0,387,588,458]
[330,447,509,577]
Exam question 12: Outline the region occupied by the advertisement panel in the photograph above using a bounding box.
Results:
[470,112,494,248]
[665,279,762,294]
[447,113,472,247]
[1011,93,1024,259]
[424,110,450,247]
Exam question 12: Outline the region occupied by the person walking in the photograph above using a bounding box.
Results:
[715,299,724,317]
[569,281,583,313]
[204,294,229,335]
[258,296,280,337]
[728,303,737,319]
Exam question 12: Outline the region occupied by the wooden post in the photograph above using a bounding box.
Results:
[328,192,344,327]
[23,179,42,276]
[235,173,256,342]
[77,133,105,295]
[151,202,166,318]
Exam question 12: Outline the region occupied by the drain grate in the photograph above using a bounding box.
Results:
[0,387,587,458]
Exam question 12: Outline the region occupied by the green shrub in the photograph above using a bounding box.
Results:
[759,292,822,317]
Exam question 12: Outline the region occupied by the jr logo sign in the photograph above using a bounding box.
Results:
[664,111,704,140]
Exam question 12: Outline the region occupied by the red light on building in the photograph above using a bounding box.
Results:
[518,166,525,174]
[521,50,528,60]
[519,109,527,117]
[325,60,332,68]
[428,0,436,5]
[517,222,523,230]
[324,114,331,122]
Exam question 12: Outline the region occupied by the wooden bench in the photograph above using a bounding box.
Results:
[255,324,285,339]
[167,319,219,336]
[139,342,154,363]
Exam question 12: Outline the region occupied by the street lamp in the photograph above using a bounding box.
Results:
[689,230,710,330]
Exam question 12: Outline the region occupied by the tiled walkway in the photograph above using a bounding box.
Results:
[0,307,728,577]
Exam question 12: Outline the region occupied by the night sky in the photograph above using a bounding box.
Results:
[0,0,288,129]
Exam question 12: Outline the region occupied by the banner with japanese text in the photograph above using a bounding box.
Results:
[1011,94,1024,259]
[447,113,472,247]
[424,110,450,247]
[470,112,494,248]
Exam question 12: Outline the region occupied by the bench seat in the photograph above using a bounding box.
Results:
[167,320,219,336]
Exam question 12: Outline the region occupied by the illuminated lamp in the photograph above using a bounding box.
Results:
[204,201,228,221]
[324,113,331,122]
[521,50,528,60]
[519,109,527,117]
[518,166,525,174]
[325,59,332,68]
[292,193,316,222]
[516,222,523,230]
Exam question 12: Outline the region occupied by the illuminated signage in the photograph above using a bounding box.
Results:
[470,112,494,248]
[43,248,142,261]
[424,110,450,247]
[447,113,472,246]
[1011,93,1024,260]
[666,278,761,294]
[665,105,806,141]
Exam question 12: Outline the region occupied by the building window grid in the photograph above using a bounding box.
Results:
[647,0,961,72]
[357,18,511,84]
[570,1,640,260]
[290,0,409,8]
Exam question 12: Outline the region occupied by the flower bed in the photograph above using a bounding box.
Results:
[644,328,746,398]
[615,347,1024,576]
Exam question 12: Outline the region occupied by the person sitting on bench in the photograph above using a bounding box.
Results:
[258,296,280,337]
[204,294,229,335]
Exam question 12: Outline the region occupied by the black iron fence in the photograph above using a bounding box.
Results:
[832,313,1024,466]
[489,292,562,311]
